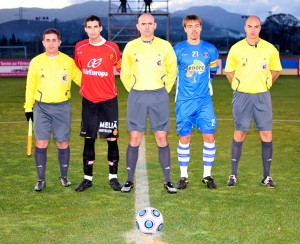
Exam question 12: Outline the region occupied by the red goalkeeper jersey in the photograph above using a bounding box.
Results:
[75,38,121,103]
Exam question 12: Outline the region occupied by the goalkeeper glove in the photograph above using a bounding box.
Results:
[25,112,33,122]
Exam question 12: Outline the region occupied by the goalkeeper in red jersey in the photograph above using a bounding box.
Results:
[74,15,122,192]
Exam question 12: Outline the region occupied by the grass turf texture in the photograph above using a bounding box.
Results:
[0,76,299,243]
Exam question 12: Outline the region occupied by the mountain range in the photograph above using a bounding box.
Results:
[0,1,244,43]
[0,1,246,31]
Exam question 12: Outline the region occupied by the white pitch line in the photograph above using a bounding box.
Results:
[134,135,150,213]
[124,135,163,243]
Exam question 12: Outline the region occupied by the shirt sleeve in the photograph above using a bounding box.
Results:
[269,47,282,71]
[114,43,122,73]
[224,46,237,73]
[120,44,134,92]
[74,43,81,69]
[71,59,82,87]
[164,42,177,93]
[209,45,219,72]
[24,59,37,112]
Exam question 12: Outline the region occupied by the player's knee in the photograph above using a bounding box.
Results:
[260,130,272,142]
[155,131,168,146]
[179,135,191,144]
[234,131,246,142]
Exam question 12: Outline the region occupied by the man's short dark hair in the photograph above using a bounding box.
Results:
[84,15,102,27]
[43,28,61,40]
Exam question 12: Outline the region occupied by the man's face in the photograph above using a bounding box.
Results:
[42,33,61,56]
[85,20,102,41]
[136,14,157,39]
[244,17,261,40]
[184,20,202,41]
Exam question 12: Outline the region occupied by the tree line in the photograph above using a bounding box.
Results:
[1,13,299,57]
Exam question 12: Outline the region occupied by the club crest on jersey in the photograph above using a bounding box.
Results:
[176,125,182,130]
[261,62,268,71]
[203,52,209,58]
[157,60,162,66]
[109,52,115,60]
[113,129,118,136]
[61,74,68,83]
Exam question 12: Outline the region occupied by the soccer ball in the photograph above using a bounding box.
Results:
[135,207,163,234]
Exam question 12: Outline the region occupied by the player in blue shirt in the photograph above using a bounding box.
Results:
[174,14,219,190]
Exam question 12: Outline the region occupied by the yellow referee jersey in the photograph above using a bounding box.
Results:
[225,38,282,94]
[120,37,177,93]
[24,52,81,112]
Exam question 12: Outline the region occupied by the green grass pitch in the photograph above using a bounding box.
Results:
[0,75,299,243]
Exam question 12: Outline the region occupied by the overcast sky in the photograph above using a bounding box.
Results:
[0,0,299,21]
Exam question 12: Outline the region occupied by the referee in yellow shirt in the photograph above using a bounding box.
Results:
[120,13,178,193]
[225,16,282,188]
[24,28,81,191]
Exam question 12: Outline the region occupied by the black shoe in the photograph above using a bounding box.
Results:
[121,181,134,192]
[109,178,122,191]
[60,176,71,187]
[75,179,93,192]
[227,175,237,187]
[177,177,188,190]
[262,176,275,188]
[202,176,217,189]
[35,180,46,191]
[164,181,177,194]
